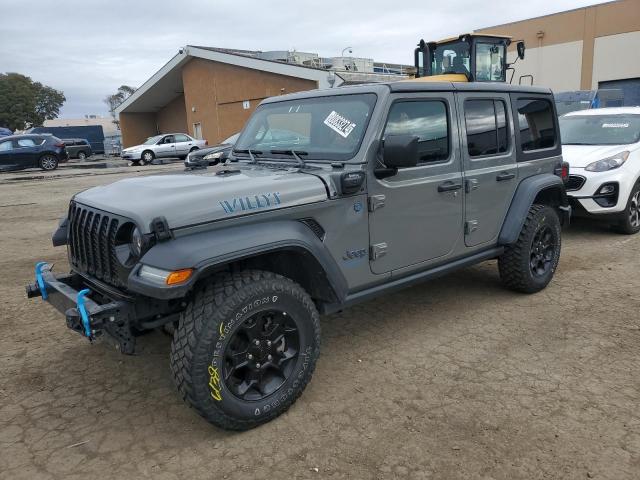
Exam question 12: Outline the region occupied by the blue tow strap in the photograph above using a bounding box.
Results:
[35,262,48,300]
[76,288,92,338]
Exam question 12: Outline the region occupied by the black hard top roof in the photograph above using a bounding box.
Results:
[262,81,552,104]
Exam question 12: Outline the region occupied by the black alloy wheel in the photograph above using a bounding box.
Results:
[223,309,300,401]
[529,225,556,277]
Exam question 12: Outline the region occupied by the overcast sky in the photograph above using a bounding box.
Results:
[1,0,602,118]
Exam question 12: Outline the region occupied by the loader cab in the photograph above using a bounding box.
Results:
[414,34,525,83]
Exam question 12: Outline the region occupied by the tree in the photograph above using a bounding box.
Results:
[104,85,136,129]
[0,73,65,131]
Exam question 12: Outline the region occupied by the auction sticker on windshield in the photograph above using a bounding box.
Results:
[324,111,357,138]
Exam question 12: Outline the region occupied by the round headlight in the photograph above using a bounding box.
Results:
[131,227,143,257]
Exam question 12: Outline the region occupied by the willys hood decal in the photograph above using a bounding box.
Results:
[73,165,328,231]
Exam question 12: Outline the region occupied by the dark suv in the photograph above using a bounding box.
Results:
[0,134,68,171]
[62,138,92,160]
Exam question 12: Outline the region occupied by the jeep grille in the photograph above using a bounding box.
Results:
[67,202,127,288]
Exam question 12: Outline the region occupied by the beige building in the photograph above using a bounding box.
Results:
[476,0,640,102]
[115,47,409,148]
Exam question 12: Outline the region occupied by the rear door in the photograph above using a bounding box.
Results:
[456,92,517,247]
[13,137,42,168]
[367,92,464,274]
[174,134,193,155]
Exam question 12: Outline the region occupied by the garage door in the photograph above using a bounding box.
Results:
[599,78,640,107]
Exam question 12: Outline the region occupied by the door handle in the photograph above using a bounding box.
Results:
[438,181,463,192]
[496,172,515,181]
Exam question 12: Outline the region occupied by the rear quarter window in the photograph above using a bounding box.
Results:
[515,98,556,151]
[511,95,560,160]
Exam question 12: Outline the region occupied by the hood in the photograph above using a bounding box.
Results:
[122,144,146,152]
[74,164,328,231]
[562,144,635,168]
[190,144,231,159]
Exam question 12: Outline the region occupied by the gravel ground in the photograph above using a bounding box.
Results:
[0,165,638,479]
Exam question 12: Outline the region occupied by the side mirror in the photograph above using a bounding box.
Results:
[383,134,419,168]
[517,41,525,60]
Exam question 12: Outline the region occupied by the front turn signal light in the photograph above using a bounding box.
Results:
[166,268,194,285]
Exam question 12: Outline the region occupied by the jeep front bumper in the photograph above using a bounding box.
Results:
[26,263,136,353]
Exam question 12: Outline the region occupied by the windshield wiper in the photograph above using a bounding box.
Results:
[233,148,262,164]
[270,149,308,168]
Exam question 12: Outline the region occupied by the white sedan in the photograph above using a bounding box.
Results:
[560,107,640,234]
[121,133,207,165]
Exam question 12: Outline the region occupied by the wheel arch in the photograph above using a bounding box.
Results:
[128,220,348,306]
[499,174,569,245]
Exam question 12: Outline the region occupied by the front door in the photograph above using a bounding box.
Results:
[155,135,176,158]
[368,93,464,274]
[456,92,518,247]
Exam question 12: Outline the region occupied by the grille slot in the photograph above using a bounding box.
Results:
[68,203,126,288]
[566,175,586,192]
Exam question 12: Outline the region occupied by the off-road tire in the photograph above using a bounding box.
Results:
[613,184,640,235]
[498,204,561,293]
[170,270,321,431]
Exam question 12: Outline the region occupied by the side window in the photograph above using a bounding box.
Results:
[0,140,13,151]
[174,134,190,143]
[162,135,175,144]
[464,99,509,157]
[384,100,449,164]
[16,138,37,147]
[516,99,556,151]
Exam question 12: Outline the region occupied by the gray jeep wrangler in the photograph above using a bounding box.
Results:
[27,81,570,430]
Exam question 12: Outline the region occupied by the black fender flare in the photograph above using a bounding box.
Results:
[128,220,348,301]
[499,174,569,245]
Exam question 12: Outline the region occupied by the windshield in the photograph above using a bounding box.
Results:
[143,135,162,145]
[234,93,377,161]
[431,41,470,76]
[560,115,640,145]
[223,133,239,144]
[475,43,506,81]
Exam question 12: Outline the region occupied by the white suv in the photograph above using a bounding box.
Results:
[560,107,640,234]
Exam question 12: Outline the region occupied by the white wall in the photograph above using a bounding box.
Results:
[592,31,640,89]
[506,40,583,93]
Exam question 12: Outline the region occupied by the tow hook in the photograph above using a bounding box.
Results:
[76,288,93,340]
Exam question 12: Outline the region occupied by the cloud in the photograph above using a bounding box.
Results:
[0,0,601,117]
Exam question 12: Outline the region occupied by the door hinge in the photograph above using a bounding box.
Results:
[465,178,479,193]
[465,220,479,235]
[370,242,388,260]
[368,194,386,212]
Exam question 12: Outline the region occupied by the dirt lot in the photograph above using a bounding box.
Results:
[1,165,639,480]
